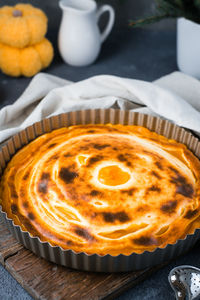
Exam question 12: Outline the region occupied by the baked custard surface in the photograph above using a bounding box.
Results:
[1,124,200,255]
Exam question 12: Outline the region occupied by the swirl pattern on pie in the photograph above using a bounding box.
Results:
[1,124,200,255]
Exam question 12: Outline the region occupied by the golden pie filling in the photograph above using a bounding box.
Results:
[1,124,200,256]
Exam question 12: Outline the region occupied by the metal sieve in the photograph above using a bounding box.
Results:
[169,265,200,300]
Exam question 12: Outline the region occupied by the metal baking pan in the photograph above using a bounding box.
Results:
[1,109,200,272]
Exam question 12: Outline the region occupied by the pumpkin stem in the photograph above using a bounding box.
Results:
[13,9,23,17]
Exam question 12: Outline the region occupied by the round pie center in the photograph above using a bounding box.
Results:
[98,165,131,186]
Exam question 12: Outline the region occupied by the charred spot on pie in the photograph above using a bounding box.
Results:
[121,188,136,196]
[102,211,130,223]
[23,201,29,208]
[184,209,198,219]
[59,167,78,184]
[176,184,194,198]
[66,240,74,246]
[38,173,50,193]
[147,185,161,193]
[170,172,194,198]
[117,154,127,162]
[93,144,109,150]
[90,190,102,197]
[170,168,189,187]
[11,203,18,214]
[28,212,35,220]
[161,200,177,213]
[22,220,37,234]
[79,146,89,151]
[9,182,18,199]
[88,155,103,166]
[48,143,57,149]
[38,181,48,194]
[63,153,72,158]
[169,166,179,174]
[87,183,93,189]
[136,206,147,213]
[23,172,29,180]
[88,130,95,133]
[91,212,97,219]
[112,147,118,151]
[155,161,163,170]
[83,138,90,142]
[11,191,18,199]
[20,191,25,198]
[69,190,78,201]
[125,152,132,157]
[171,174,187,186]
[47,154,59,163]
[126,161,132,167]
[133,236,158,246]
[74,227,94,241]
[41,172,50,180]
[151,171,161,179]
[48,154,59,162]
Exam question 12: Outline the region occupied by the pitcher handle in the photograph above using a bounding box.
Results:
[97,5,115,43]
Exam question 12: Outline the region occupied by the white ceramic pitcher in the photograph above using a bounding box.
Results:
[58,0,115,66]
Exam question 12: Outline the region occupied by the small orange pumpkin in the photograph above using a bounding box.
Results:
[0,38,54,77]
[0,4,48,48]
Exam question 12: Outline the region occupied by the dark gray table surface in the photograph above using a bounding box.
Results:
[1,27,199,300]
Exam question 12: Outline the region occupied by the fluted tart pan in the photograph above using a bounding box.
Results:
[1,109,200,272]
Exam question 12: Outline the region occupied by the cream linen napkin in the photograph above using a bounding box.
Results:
[0,71,200,143]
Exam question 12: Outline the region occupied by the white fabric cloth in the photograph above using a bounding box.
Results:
[0,71,200,143]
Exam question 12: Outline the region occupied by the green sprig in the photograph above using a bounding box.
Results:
[130,0,200,27]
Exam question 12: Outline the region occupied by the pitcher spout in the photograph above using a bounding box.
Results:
[59,0,96,14]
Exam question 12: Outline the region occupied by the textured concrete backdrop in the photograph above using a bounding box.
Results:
[0,0,176,32]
